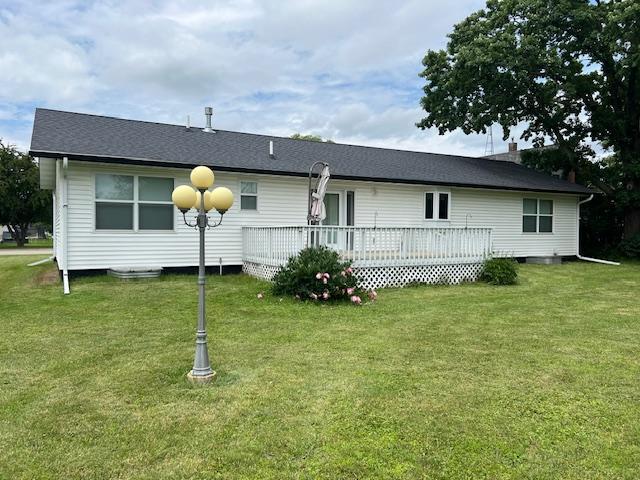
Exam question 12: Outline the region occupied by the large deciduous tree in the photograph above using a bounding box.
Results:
[0,141,51,247]
[418,0,640,239]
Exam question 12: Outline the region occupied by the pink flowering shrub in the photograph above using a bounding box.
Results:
[271,246,374,304]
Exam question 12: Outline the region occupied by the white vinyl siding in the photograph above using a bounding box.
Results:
[62,160,580,270]
[328,181,576,257]
[64,162,309,270]
[38,157,57,190]
[53,159,64,265]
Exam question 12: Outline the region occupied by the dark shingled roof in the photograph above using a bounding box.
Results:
[30,108,592,195]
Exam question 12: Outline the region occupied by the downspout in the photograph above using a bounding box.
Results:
[52,190,57,258]
[62,156,70,293]
[576,194,620,265]
[27,256,55,267]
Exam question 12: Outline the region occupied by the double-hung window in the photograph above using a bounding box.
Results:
[523,198,553,233]
[95,174,134,229]
[95,174,174,230]
[240,181,258,210]
[138,177,174,230]
[425,191,450,220]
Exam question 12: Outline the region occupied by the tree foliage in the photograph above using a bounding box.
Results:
[0,141,51,247]
[418,0,640,239]
[290,133,334,143]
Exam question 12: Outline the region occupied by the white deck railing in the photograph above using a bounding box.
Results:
[242,226,492,268]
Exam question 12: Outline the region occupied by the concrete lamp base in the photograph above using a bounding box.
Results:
[187,370,217,384]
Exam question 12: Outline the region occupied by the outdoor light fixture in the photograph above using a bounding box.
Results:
[171,166,234,383]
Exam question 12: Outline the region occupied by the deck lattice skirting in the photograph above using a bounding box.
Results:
[242,226,492,289]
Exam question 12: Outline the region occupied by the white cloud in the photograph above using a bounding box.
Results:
[0,29,96,105]
[0,0,508,155]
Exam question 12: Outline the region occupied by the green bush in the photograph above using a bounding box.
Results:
[619,234,640,259]
[480,258,518,285]
[272,246,372,304]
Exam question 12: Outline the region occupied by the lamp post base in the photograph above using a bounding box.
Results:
[187,370,217,384]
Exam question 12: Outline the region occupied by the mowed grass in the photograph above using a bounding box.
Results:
[0,238,53,249]
[0,256,639,479]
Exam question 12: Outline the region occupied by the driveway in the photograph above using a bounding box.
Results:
[0,248,52,256]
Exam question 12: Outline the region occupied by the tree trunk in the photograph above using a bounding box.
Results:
[7,224,27,247]
[624,205,640,239]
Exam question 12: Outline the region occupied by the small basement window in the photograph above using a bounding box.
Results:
[425,191,449,220]
[523,198,553,233]
[240,181,258,210]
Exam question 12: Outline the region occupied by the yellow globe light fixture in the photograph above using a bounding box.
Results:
[193,190,206,211]
[172,185,197,212]
[173,165,234,384]
[209,187,234,214]
[190,165,215,190]
[203,190,216,212]
[193,190,223,212]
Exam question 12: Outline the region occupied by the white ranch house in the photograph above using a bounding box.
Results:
[30,109,594,293]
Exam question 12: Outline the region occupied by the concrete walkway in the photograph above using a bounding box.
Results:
[0,248,52,256]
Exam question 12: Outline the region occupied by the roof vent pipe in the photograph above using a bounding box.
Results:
[269,140,274,158]
[203,107,215,133]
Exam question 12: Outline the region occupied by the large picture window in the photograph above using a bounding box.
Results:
[523,198,553,233]
[425,191,449,220]
[95,174,174,230]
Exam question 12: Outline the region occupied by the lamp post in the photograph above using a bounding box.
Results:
[171,166,234,384]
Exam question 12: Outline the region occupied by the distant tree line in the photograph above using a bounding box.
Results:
[290,133,334,143]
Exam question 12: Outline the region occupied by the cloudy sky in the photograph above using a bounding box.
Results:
[1,0,523,156]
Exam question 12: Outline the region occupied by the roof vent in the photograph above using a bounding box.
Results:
[203,107,215,133]
[269,140,275,158]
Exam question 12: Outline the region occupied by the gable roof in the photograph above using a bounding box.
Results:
[29,108,592,195]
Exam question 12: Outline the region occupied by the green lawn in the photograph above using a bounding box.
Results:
[0,238,53,249]
[0,257,638,479]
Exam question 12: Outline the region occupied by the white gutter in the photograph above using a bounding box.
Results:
[576,194,620,265]
[62,156,70,293]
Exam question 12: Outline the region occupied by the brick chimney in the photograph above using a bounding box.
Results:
[508,138,518,152]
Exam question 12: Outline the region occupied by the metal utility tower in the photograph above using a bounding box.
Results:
[484,125,494,156]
